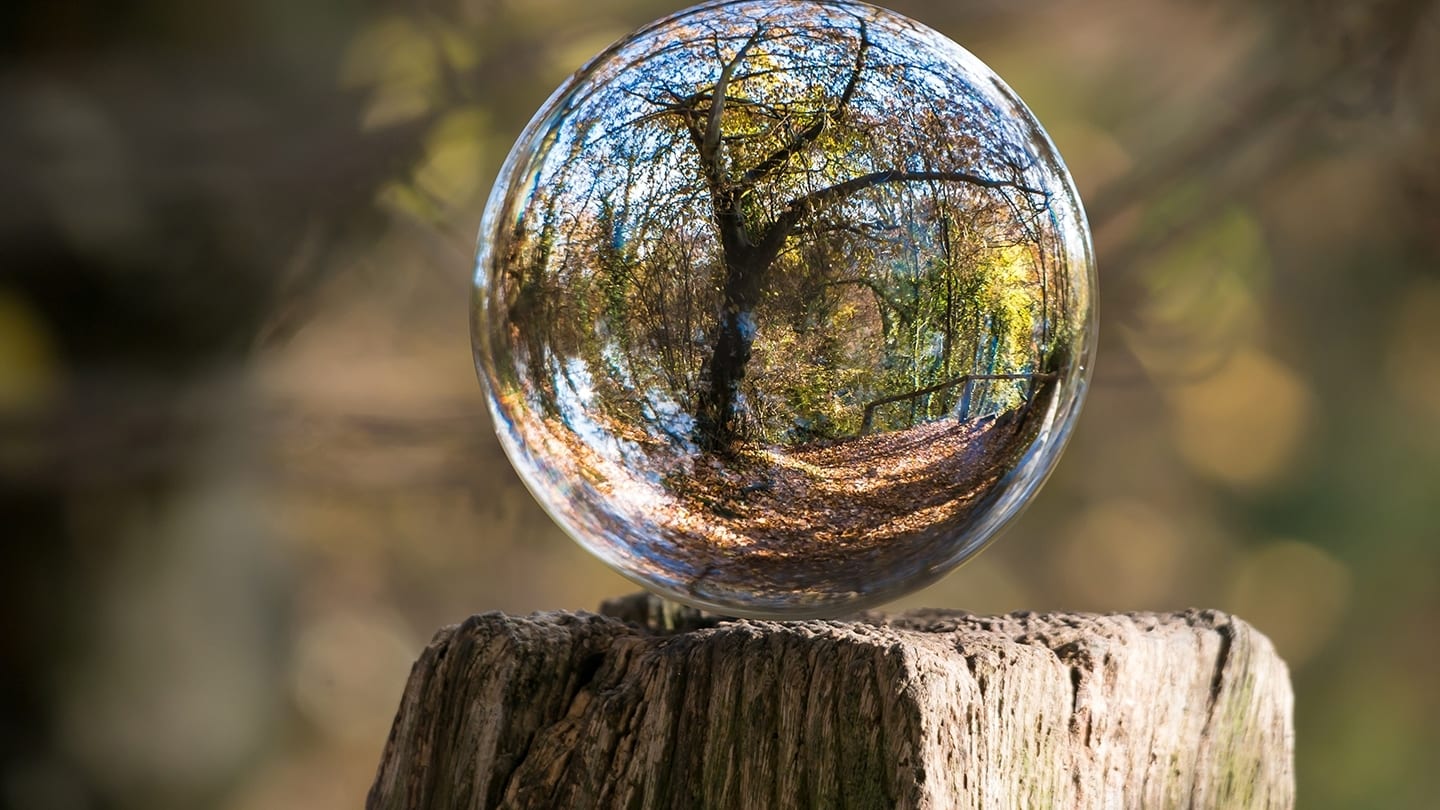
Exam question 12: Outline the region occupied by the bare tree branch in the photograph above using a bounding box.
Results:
[754,169,1049,269]
[702,27,764,181]
[738,19,870,189]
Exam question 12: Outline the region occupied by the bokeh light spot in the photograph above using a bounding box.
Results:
[1056,498,1189,610]
[1168,348,1313,487]
[0,289,59,414]
[290,608,419,745]
[1225,539,1351,668]
[415,107,489,205]
[1385,280,1440,429]
[342,17,443,129]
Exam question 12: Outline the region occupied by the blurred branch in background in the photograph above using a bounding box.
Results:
[2,0,1438,808]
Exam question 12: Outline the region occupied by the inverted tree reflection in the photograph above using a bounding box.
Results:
[493,2,1080,448]
[478,0,1092,609]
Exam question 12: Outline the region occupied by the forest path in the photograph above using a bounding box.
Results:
[678,411,1025,555]
[508,394,1037,600]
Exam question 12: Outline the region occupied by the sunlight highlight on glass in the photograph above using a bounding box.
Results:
[472,0,1096,616]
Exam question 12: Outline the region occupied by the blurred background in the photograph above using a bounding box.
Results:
[2,0,1437,807]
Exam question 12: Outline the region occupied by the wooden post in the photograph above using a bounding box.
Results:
[958,376,975,421]
[369,594,1294,809]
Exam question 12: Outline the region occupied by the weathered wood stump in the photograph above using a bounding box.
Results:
[369,594,1293,809]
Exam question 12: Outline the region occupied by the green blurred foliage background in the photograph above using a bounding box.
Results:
[2,0,1437,807]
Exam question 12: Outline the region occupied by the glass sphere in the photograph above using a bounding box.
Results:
[473,0,1096,617]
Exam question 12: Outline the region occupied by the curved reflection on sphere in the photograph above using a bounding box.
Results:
[473,0,1096,617]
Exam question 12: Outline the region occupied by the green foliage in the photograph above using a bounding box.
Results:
[493,5,1083,451]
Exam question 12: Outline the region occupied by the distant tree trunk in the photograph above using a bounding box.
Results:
[369,594,1295,810]
[695,250,768,452]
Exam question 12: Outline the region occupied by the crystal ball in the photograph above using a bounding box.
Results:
[473,0,1096,617]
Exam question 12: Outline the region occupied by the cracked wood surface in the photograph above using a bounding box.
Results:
[368,594,1293,809]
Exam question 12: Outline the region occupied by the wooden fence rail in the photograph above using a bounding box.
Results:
[859,372,1057,435]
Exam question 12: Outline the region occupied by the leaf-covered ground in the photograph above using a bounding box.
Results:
[506,396,1045,609]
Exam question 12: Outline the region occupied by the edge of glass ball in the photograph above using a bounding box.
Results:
[469,0,1099,620]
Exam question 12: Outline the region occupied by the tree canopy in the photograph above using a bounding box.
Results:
[481,0,1091,461]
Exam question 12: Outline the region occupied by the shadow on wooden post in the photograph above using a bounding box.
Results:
[368,593,1294,809]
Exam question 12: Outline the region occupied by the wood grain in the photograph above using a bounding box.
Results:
[369,594,1293,809]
